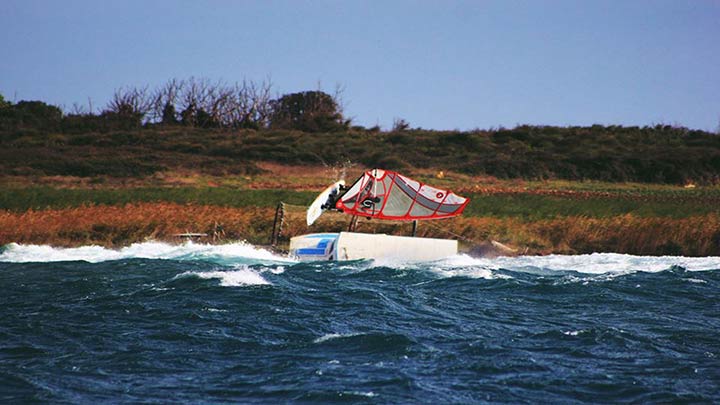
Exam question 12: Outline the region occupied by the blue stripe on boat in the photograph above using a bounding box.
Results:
[295,238,333,256]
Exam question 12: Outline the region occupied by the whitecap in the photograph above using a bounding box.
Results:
[433,266,502,280]
[339,254,504,279]
[341,391,377,398]
[203,307,228,312]
[429,254,511,280]
[176,268,270,287]
[451,253,720,275]
[313,332,361,344]
[0,241,293,265]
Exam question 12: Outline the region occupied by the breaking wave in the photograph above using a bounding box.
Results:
[176,266,272,286]
[0,241,293,265]
[1,242,719,280]
[440,252,720,274]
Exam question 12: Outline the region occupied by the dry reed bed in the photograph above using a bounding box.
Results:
[0,203,274,247]
[2,203,719,256]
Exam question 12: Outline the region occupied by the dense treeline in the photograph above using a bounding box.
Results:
[1,89,719,184]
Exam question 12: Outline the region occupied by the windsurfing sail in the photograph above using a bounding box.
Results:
[335,169,469,221]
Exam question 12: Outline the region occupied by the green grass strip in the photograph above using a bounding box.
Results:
[1,187,717,219]
[0,187,315,212]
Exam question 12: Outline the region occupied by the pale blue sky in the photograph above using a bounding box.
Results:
[2,0,719,131]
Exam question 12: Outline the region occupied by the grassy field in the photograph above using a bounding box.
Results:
[0,186,315,212]
[2,183,718,220]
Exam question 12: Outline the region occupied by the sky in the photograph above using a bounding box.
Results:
[2,0,719,131]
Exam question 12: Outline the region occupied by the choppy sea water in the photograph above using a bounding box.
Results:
[1,242,719,403]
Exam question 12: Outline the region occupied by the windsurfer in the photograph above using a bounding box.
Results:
[321,184,349,211]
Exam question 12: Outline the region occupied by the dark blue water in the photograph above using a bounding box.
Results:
[1,243,719,403]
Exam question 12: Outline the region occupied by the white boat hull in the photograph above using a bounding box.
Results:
[289,232,457,262]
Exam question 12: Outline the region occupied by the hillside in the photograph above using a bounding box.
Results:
[1,125,719,184]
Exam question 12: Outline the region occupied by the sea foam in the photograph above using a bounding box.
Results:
[2,242,719,275]
[0,241,293,265]
[440,253,720,274]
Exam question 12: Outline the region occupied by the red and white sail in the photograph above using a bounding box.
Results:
[335,169,469,221]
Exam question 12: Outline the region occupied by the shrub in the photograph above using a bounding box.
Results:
[269,91,347,132]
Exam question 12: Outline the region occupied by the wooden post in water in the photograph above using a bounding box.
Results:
[411,220,418,237]
[348,215,358,232]
[270,202,285,246]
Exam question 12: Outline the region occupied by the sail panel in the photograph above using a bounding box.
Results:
[336,169,469,221]
[382,180,414,216]
[409,203,436,218]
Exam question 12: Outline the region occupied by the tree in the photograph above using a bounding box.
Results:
[195,108,217,128]
[392,117,410,131]
[0,100,62,130]
[269,91,347,132]
[104,86,152,128]
[0,93,10,109]
[180,102,197,126]
[161,102,178,125]
[152,78,183,124]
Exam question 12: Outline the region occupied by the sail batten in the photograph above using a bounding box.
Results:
[335,169,469,221]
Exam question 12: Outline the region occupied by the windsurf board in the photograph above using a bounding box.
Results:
[307,180,345,226]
